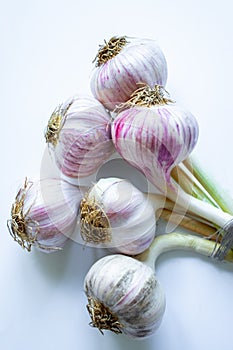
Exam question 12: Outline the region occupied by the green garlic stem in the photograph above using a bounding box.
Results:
[184,156,233,216]
[137,232,233,269]
[173,162,220,209]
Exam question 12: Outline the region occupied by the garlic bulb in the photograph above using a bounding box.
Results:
[78,177,224,254]
[111,85,199,194]
[7,177,84,252]
[45,95,114,178]
[84,233,233,339]
[111,85,233,251]
[84,254,165,338]
[78,177,159,255]
[90,36,168,110]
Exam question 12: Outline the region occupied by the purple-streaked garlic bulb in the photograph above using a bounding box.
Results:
[45,95,115,178]
[78,177,158,255]
[84,254,165,338]
[111,85,199,194]
[7,177,84,252]
[90,36,168,111]
[111,85,233,247]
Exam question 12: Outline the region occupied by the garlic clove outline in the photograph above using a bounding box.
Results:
[7,177,85,252]
[90,36,168,111]
[84,254,166,338]
[45,94,115,179]
[78,177,159,255]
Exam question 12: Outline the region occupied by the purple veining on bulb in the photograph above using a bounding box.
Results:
[87,178,156,254]
[22,178,84,251]
[90,37,168,110]
[112,231,155,255]
[115,268,149,307]
[112,104,199,193]
[50,96,115,178]
[158,144,173,167]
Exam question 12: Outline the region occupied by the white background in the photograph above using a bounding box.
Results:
[1,0,233,349]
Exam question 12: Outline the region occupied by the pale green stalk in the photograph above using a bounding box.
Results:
[183,156,233,216]
[172,163,220,209]
[137,232,233,268]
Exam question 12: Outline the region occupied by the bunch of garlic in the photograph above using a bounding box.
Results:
[82,34,233,339]
[7,32,233,343]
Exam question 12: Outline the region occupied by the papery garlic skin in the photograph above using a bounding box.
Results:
[8,178,84,252]
[84,254,165,338]
[45,95,114,178]
[79,177,156,255]
[90,36,168,111]
[111,104,199,194]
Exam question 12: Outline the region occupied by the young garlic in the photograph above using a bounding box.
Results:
[84,232,233,339]
[111,85,233,259]
[90,36,168,111]
[77,176,220,255]
[7,177,85,252]
[78,177,160,255]
[45,95,114,178]
[84,254,165,338]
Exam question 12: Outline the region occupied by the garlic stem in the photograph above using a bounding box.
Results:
[148,166,233,261]
[183,156,233,216]
[165,184,232,228]
[171,163,220,209]
[158,208,217,239]
[148,192,217,230]
[137,232,233,269]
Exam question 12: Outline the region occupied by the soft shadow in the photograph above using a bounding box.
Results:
[32,240,74,281]
[112,332,155,350]
[32,239,108,284]
[96,158,149,192]
[156,248,233,273]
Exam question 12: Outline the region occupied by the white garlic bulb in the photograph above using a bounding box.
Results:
[45,95,114,178]
[84,232,233,339]
[90,36,168,111]
[78,177,158,255]
[7,177,85,252]
[84,254,165,338]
